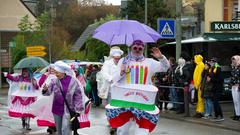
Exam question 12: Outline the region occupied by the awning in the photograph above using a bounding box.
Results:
[167,33,240,44]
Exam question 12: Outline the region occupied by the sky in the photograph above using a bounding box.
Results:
[105,0,121,5]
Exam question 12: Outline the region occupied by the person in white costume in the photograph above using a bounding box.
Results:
[105,40,170,135]
[29,64,57,134]
[97,46,124,134]
[98,46,124,105]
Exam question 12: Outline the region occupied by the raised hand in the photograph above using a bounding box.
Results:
[3,72,8,77]
[42,83,48,93]
[151,47,163,59]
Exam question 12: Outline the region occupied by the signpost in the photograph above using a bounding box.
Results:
[158,19,176,39]
[26,46,46,57]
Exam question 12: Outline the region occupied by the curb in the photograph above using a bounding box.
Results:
[161,115,240,132]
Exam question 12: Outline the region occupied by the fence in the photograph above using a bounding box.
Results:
[157,85,190,117]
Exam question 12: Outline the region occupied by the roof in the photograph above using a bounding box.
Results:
[0,0,36,31]
[167,33,240,44]
[71,23,99,52]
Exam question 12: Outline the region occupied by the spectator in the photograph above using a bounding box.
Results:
[201,62,213,119]
[209,57,224,121]
[193,55,205,118]
[230,55,240,121]
[154,72,169,112]
[174,58,191,114]
[167,57,178,111]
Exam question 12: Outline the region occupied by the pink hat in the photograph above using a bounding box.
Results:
[131,40,144,47]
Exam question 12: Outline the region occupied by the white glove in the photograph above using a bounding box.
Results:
[3,72,8,77]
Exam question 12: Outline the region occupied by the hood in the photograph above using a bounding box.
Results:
[194,55,203,65]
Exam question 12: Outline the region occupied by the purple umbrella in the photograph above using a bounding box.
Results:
[92,20,160,46]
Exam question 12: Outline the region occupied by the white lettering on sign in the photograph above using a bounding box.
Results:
[214,23,240,30]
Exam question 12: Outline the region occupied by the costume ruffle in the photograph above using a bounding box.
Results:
[106,107,159,132]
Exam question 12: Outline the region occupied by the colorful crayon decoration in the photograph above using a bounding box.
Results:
[140,66,144,84]
[24,85,27,91]
[143,66,148,84]
[130,65,134,84]
[20,84,23,91]
[126,66,130,84]
[135,65,139,84]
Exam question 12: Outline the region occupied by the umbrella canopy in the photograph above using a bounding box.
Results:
[92,20,161,46]
[14,56,49,69]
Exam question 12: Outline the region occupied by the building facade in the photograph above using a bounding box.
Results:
[0,0,36,87]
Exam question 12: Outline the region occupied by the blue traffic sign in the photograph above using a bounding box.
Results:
[158,19,175,39]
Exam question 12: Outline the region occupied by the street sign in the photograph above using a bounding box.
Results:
[158,19,175,39]
[26,46,46,57]
[211,21,240,31]
[27,51,47,57]
[26,46,46,52]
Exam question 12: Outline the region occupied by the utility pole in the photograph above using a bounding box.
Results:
[176,0,182,60]
[49,3,55,63]
[0,32,2,89]
[239,0,240,12]
[144,0,148,57]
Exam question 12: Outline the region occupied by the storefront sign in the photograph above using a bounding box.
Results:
[211,22,240,31]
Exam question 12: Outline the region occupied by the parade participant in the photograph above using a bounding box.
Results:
[105,40,170,135]
[4,68,39,130]
[73,65,86,89]
[97,46,123,134]
[230,55,240,121]
[193,54,205,118]
[209,57,224,121]
[42,61,84,135]
[98,46,124,105]
[30,64,57,134]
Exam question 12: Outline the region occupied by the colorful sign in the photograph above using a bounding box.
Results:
[26,46,46,57]
[27,51,47,57]
[158,19,175,39]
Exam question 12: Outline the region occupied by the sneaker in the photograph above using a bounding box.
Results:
[109,128,117,135]
[21,118,26,129]
[202,116,210,120]
[169,108,177,111]
[193,113,203,118]
[214,117,224,122]
[232,116,240,121]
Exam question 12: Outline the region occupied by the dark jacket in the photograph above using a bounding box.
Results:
[201,69,213,98]
[209,64,223,94]
[230,66,240,86]
[174,65,191,87]
[167,63,178,85]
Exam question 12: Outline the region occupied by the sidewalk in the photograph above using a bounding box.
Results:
[160,103,240,132]
[0,85,9,95]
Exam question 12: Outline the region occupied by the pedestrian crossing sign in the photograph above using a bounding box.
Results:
[158,19,175,39]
